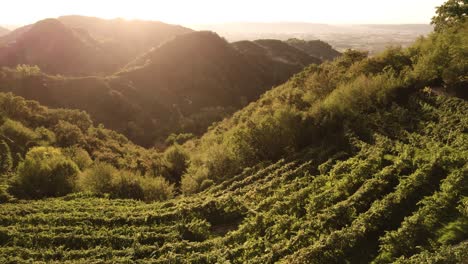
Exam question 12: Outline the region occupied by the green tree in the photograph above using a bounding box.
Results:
[9,147,79,199]
[77,162,116,195]
[163,145,189,183]
[0,119,37,149]
[54,120,84,147]
[0,141,13,175]
[62,147,92,171]
[432,0,467,32]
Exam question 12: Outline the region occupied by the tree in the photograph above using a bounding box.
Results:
[9,147,79,199]
[163,145,189,183]
[432,0,467,32]
[54,120,84,147]
[0,141,13,175]
[77,162,116,195]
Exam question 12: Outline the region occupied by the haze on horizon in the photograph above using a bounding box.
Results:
[1,0,446,27]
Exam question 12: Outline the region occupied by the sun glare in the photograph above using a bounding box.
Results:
[1,0,446,26]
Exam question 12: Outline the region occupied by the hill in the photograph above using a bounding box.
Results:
[0,19,121,75]
[58,15,192,64]
[0,3,465,262]
[0,55,466,263]
[0,17,191,76]
[194,22,433,55]
[0,31,325,146]
[286,38,341,60]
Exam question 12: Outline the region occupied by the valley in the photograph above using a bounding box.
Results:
[0,1,466,263]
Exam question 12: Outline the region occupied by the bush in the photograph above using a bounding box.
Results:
[163,145,189,183]
[0,141,12,175]
[165,133,195,145]
[9,147,79,199]
[54,120,85,147]
[181,166,210,195]
[140,176,175,202]
[110,171,145,200]
[0,119,37,149]
[62,147,92,171]
[78,162,174,201]
[77,162,116,194]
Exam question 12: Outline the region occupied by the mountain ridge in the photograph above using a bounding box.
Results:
[0,16,193,76]
[0,29,334,146]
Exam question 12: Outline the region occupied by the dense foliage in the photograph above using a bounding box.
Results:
[0,90,466,263]
[0,92,182,201]
[179,20,467,194]
[0,2,466,262]
[0,31,328,147]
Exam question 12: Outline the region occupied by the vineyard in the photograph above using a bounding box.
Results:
[0,91,466,263]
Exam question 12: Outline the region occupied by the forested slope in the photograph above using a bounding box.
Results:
[0,1,466,263]
[0,85,466,263]
[0,17,191,76]
[0,31,329,146]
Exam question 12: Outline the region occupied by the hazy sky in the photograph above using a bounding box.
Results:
[1,0,446,26]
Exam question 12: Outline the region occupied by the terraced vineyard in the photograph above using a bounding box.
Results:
[1,92,466,263]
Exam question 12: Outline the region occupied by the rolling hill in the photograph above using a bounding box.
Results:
[0,21,466,263]
[0,17,192,76]
[0,31,328,146]
[58,15,192,64]
[0,2,466,262]
[0,19,121,75]
[286,38,341,61]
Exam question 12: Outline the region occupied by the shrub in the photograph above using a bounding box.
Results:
[165,133,195,145]
[163,145,189,183]
[0,141,12,175]
[110,171,145,200]
[181,166,210,195]
[77,162,116,194]
[62,147,93,171]
[54,120,85,147]
[0,119,37,149]
[78,163,174,201]
[9,147,79,199]
[140,176,175,202]
[34,127,56,145]
[14,65,41,77]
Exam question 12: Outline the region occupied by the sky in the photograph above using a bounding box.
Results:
[1,0,446,27]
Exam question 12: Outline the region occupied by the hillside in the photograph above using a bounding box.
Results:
[58,15,192,64]
[0,19,121,75]
[286,38,341,60]
[0,68,466,263]
[0,17,191,76]
[194,22,433,55]
[0,2,466,262]
[0,31,326,146]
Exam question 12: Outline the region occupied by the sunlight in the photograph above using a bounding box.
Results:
[1,0,446,25]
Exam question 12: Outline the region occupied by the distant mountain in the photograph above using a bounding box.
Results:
[194,22,433,55]
[58,15,192,64]
[0,31,329,146]
[0,19,121,75]
[0,26,9,37]
[231,39,321,83]
[0,17,192,76]
[194,22,343,35]
[194,22,433,40]
[286,38,341,61]
[123,33,321,110]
